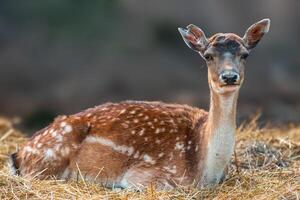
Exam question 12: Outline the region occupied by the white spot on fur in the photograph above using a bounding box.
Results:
[85,136,134,156]
[163,166,177,174]
[169,152,174,161]
[42,130,48,136]
[158,153,164,158]
[155,128,161,134]
[133,151,139,159]
[56,134,63,142]
[168,119,175,124]
[120,109,126,114]
[45,148,56,159]
[175,142,184,150]
[63,125,73,133]
[143,154,156,164]
[24,146,38,154]
[61,147,70,157]
[144,115,149,120]
[51,131,57,138]
[122,123,129,128]
[133,119,139,123]
[33,139,38,145]
[139,128,145,136]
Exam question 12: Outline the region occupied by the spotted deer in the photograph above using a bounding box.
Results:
[9,19,270,189]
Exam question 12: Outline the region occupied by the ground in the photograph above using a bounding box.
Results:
[0,116,299,199]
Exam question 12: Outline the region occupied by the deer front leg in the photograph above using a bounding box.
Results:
[220,165,229,183]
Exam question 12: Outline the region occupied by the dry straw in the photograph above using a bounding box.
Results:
[0,117,299,199]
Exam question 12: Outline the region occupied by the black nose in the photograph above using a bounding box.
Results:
[220,72,240,85]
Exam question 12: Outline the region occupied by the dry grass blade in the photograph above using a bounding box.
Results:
[0,129,14,142]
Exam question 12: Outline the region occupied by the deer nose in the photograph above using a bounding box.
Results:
[219,71,240,85]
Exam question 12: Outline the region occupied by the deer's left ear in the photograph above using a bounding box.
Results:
[178,24,208,54]
[243,19,271,50]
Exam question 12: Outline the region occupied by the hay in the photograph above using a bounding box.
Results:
[0,117,299,199]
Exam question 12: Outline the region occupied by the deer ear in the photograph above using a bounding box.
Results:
[178,24,208,53]
[243,19,270,50]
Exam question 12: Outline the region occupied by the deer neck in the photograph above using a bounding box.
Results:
[208,89,238,135]
[200,88,239,185]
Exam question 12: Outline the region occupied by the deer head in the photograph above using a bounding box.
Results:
[178,19,270,94]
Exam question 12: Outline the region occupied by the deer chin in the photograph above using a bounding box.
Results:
[210,81,240,94]
[221,85,240,93]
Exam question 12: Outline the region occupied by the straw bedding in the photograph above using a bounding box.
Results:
[0,117,299,199]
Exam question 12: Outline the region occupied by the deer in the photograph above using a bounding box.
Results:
[8,19,270,190]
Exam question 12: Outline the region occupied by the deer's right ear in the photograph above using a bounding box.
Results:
[178,24,208,53]
[243,19,270,50]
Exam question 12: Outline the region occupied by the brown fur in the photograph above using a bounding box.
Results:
[13,101,209,187]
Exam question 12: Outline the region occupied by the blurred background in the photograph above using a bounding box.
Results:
[0,0,299,132]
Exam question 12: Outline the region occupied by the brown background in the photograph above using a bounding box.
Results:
[0,0,299,131]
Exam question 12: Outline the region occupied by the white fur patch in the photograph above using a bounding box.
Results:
[63,125,73,133]
[24,146,38,154]
[158,153,164,158]
[85,136,134,156]
[163,165,177,174]
[44,148,56,159]
[55,134,63,142]
[60,147,70,157]
[202,95,236,185]
[175,142,184,150]
[143,154,156,164]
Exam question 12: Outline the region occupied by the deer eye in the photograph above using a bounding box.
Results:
[204,54,213,61]
[241,53,249,60]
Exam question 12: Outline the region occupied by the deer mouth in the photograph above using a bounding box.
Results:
[220,83,240,87]
[217,83,241,93]
[210,80,241,93]
[218,84,240,93]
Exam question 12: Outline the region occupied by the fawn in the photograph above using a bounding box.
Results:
[9,19,270,189]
